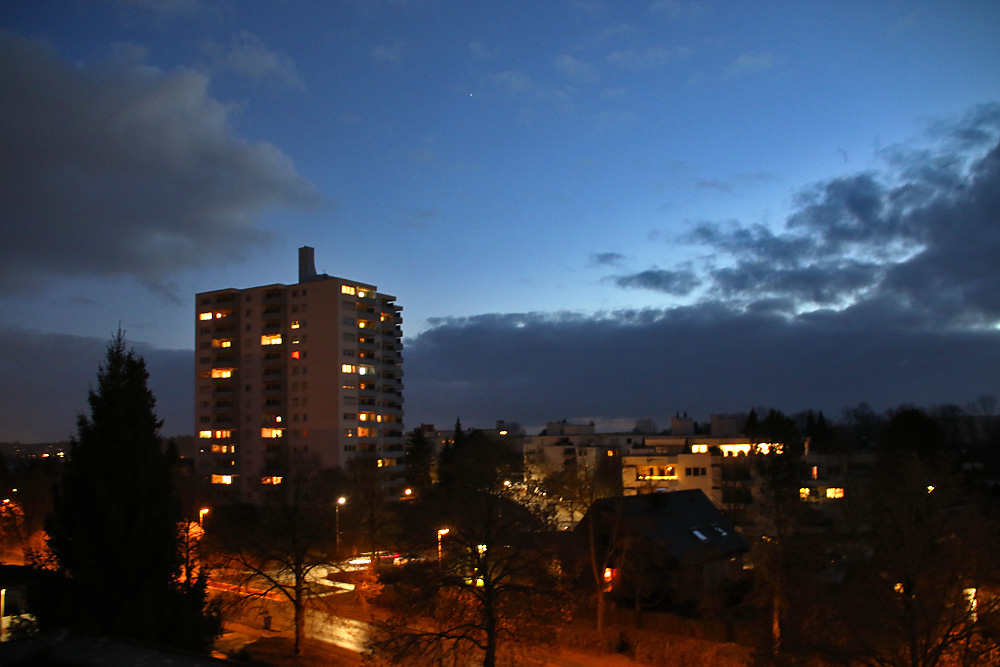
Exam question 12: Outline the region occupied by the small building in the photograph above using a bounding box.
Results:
[576,490,748,613]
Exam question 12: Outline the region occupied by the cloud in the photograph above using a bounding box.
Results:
[0,327,192,442]
[590,252,627,267]
[554,54,599,83]
[211,31,305,89]
[105,0,202,16]
[726,50,779,76]
[0,32,318,294]
[612,103,1000,327]
[614,268,701,295]
[403,307,1000,433]
[606,45,691,70]
[372,41,404,63]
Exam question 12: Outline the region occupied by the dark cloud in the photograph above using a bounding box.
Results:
[404,306,999,432]
[614,268,700,295]
[0,327,191,442]
[403,104,1000,432]
[617,103,1000,327]
[0,32,317,294]
[589,252,626,267]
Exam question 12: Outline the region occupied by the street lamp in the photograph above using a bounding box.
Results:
[437,528,450,570]
[199,508,210,526]
[336,497,346,556]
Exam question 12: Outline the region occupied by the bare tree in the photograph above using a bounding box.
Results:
[208,465,340,656]
[368,431,567,667]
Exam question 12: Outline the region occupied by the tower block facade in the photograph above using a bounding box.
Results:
[194,247,404,503]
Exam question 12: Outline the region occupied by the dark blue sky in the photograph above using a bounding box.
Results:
[1,1,998,440]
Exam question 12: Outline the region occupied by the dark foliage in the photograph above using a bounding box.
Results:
[39,331,220,651]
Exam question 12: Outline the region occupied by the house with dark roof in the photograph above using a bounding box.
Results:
[576,489,748,615]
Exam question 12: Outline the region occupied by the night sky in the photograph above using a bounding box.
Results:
[2,1,999,442]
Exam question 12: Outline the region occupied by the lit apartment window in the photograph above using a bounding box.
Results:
[291,321,301,329]
[800,487,811,500]
[212,444,236,453]
[358,427,377,437]
[261,334,282,345]
[211,368,234,379]
[212,339,233,348]
[359,412,376,422]
[358,320,372,329]
[199,312,213,321]
[291,350,300,359]
[342,364,357,373]
[199,430,212,439]
[215,429,232,438]
[261,476,283,485]
[692,444,708,453]
[826,487,845,499]
[211,475,233,485]
[358,365,375,376]
[261,428,284,438]
[342,285,356,295]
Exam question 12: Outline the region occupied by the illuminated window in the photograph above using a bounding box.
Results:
[719,444,752,456]
[690,528,708,541]
[199,312,213,321]
[359,412,376,422]
[211,368,234,379]
[358,290,367,298]
[261,476,283,485]
[799,487,811,500]
[261,428,284,438]
[358,365,375,376]
[692,444,708,453]
[211,444,236,453]
[211,474,233,485]
[212,339,232,348]
[342,285,356,295]
[826,487,845,499]
[358,320,372,329]
[811,466,819,480]
[291,350,300,359]
[291,321,301,329]
[261,334,282,345]
[215,429,232,438]
[342,364,357,373]
[199,430,212,439]
[358,427,376,437]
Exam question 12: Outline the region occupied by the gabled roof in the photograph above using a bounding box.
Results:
[580,490,748,562]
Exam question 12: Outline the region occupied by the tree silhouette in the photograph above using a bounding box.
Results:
[41,330,220,650]
[368,430,566,667]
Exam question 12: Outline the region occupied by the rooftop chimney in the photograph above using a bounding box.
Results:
[299,246,317,283]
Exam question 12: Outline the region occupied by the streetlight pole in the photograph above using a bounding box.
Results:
[199,508,210,526]
[437,528,450,571]
[336,497,346,557]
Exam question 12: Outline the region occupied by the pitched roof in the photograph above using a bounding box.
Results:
[582,490,748,562]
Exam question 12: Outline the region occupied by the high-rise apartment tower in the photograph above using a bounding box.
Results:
[194,247,404,503]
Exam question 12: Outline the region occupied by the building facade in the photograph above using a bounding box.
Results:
[194,247,404,503]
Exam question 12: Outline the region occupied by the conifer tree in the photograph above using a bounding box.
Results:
[41,331,220,650]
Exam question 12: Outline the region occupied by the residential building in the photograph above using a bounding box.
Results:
[194,247,404,503]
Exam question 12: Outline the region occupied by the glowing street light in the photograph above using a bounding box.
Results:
[199,508,210,526]
[336,497,347,556]
[437,528,450,570]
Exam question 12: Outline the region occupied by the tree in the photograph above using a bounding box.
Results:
[404,427,435,493]
[543,452,621,630]
[41,331,220,650]
[208,465,341,657]
[816,455,1000,667]
[368,430,567,667]
[747,409,807,655]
